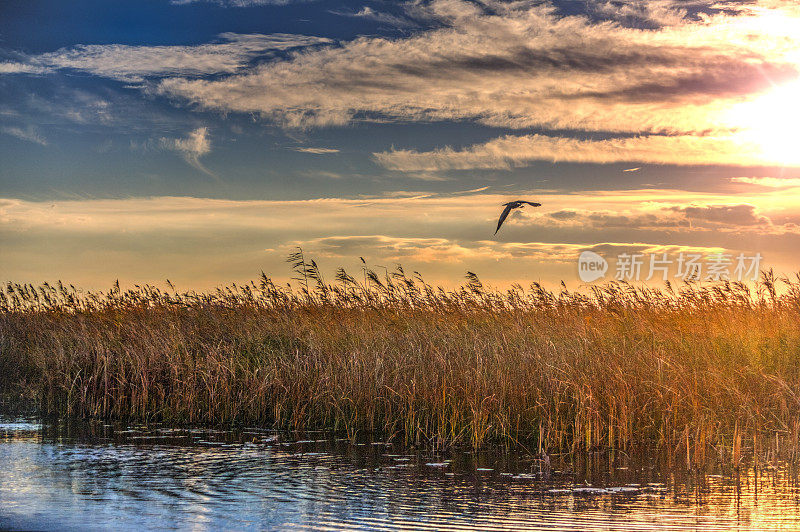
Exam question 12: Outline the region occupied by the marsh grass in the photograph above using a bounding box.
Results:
[2,253,800,463]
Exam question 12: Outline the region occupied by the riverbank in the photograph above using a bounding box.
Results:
[2,262,800,459]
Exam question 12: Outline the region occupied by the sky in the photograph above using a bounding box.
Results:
[2,0,800,290]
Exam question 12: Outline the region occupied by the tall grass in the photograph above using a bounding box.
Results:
[2,252,800,460]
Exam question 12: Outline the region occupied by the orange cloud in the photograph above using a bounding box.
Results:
[374,134,793,171]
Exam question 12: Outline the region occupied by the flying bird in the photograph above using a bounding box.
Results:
[495,200,541,234]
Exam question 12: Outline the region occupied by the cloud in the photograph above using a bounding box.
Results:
[160,127,214,176]
[373,134,788,171]
[730,176,800,188]
[670,203,770,226]
[1,125,48,146]
[589,0,712,27]
[293,147,339,154]
[291,235,482,263]
[286,235,693,265]
[3,0,798,177]
[5,0,799,179]
[546,202,773,233]
[1,188,791,240]
[454,186,490,194]
[549,209,689,230]
[330,7,419,28]
[0,62,49,74]
[154,0,800,135]
[292,235,695,266]
[24,90,114,125]
[3,188,799,288]
[4,33,332,82]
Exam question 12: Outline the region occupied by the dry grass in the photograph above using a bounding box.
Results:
[2,252,800,460]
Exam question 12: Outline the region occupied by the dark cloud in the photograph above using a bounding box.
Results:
[545,204,773,232]
[549,210,579,220]
[670,203,770,226]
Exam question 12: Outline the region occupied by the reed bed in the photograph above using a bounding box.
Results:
[2,252,800,461]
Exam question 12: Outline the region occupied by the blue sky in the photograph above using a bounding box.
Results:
[2,0,800,289]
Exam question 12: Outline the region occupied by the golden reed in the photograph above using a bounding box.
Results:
[2,253,799,463]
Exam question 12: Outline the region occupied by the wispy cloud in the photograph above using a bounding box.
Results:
[731,177,800,188]
[160,127,214,176]
[154,0,800,135]
[454,186,490,194]
[5,0,799,174]
[0,62,49,75]
[1,125,48,146]
[293,147,339,154]
[373,134,790,171]
[330,7,419,28]
[3,33,331,82]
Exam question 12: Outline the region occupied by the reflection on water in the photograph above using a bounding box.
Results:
[1,417,800,531]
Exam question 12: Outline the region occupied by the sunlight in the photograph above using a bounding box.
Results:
[731,80,800,166]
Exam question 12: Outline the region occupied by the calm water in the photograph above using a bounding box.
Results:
[1,417,800,531]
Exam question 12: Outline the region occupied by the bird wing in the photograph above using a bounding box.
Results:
[495,203,514,234]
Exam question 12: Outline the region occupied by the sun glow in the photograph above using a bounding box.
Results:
[732,80,800,166]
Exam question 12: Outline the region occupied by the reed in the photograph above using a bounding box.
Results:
[2,253,800,459]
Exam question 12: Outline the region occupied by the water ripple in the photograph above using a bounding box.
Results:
[1,418,799,531]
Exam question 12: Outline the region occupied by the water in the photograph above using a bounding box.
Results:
[2,417,800,531]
